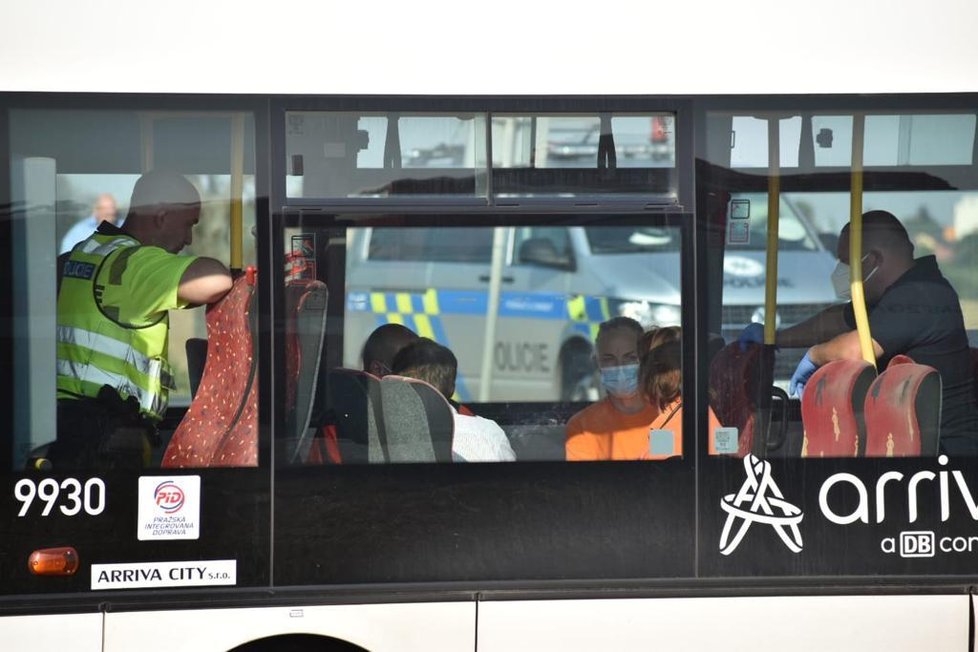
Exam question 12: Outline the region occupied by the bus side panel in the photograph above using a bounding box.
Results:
[274,463,695,585]
[477,595,969,651]
[0,613,102,652]
[103,602,475,652]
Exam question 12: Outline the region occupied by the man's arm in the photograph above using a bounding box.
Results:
[178,257,233,305]
[808,330,883,366]
[775,303,851,348]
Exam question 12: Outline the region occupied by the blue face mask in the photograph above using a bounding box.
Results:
[600,363,640,398]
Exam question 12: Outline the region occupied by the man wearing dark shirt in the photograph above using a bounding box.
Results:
[741,210,978,454]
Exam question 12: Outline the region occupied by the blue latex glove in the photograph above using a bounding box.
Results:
[738,322,765,351]
[789,352,818,398]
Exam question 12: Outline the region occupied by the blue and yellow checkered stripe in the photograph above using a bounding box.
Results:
[566,294,611,340]
[367,289,448,342]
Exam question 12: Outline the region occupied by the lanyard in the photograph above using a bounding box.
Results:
[652,401,682,431]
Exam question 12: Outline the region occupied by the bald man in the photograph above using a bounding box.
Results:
[53,170,232,469]
[741,210,978,454]
[60,193,120,254]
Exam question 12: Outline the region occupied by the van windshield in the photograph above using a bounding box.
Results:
[585,226,680,254]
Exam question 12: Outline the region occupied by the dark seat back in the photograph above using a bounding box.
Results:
[327,369,379,463]
[185,338,208,399]
[865,355,942,457]
[326,370,455,463]
[284,280,329,463]
[709,342,779,457]
[377,375,455,463]
[801,359,876,457]
[971,347,978,404]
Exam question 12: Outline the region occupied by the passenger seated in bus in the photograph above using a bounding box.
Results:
[53,170,233,470]
[391,338,516,462]
[739,210,978,455]
[363,323,420,377]
[313,323,483,463]
[311,323,420,464]
[639,327,723,459]
[565,317,658,461]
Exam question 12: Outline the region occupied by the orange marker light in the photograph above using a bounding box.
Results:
[28,547,79,576]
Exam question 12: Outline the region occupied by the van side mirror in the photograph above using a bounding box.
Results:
[517,238,574,271]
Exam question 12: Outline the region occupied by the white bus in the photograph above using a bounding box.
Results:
[3,2,978,650]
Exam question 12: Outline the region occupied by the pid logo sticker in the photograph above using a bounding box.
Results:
[138,476,201,541]
[153,481,185,513]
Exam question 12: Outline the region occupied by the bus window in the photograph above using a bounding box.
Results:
[285,112,488,199]
[728,112,977,169]
[8,108,256,470]
[491,113,677,198]
[285,213,687,464]
[701,106,978,458]
[342,220,683,403]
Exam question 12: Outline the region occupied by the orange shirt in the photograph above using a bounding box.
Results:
[565,398,723,461]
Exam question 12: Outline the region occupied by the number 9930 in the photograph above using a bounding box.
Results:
[14,478,106,517]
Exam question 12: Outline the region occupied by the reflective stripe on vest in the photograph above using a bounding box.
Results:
[57,232,174,420]
[56,359,167,418]
[56,325,174,388]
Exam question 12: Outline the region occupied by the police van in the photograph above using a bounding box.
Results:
[343,192,838,402]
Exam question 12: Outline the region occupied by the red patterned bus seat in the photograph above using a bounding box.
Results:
[864,355,942,457]
[800,359,875,458]
[163,273,258,468]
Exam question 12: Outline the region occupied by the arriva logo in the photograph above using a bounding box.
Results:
[817,455,978,525]
[719,455,804,555]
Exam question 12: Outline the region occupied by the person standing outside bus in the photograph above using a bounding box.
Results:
[52,170,232,469]
[740,210,978,455]
[565,317,658,460]
[60,193,120,254]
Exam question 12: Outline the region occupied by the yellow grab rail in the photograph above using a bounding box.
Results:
[848,113,876,367]
[764,118,780,346]
[230,113,245,271]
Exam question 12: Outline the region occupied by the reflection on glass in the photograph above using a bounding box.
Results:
[720,112,976,169]
[342,224,682,404]
[492,114,676,169]
[285,112,488,198]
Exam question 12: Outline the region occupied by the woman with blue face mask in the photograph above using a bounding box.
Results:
[565,317,659,460]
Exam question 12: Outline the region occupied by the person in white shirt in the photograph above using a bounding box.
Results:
[391,338,516,462]
[60,193,120,254]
